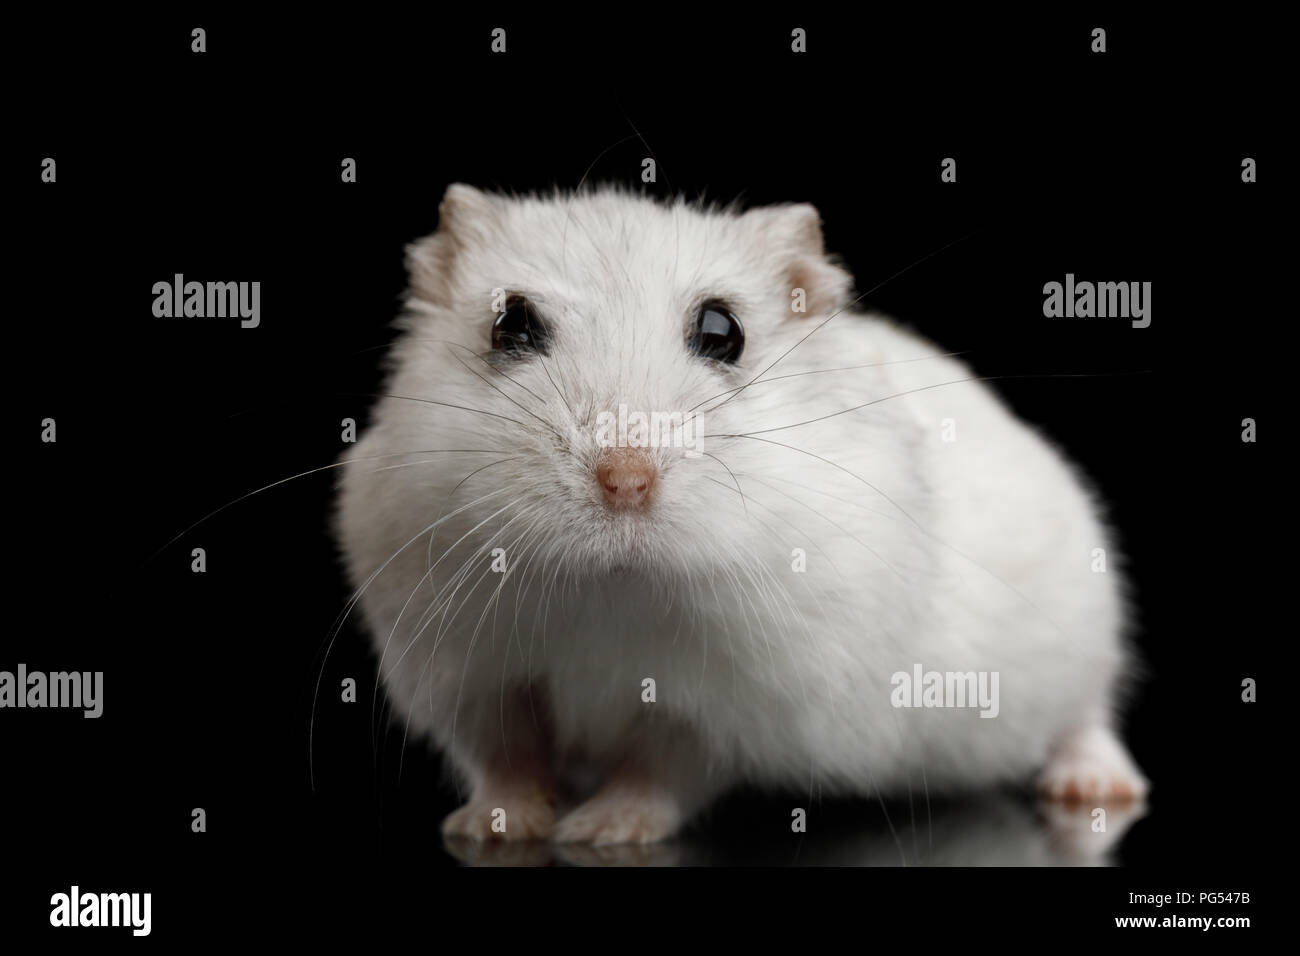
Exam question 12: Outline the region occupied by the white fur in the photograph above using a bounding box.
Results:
[335,184,1147,844]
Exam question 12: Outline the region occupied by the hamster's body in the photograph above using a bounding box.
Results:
[336,184,1147,844]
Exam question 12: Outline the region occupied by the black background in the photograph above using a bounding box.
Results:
[6,9,1278,941]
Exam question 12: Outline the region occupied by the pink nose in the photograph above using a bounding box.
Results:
[595,448,656,509]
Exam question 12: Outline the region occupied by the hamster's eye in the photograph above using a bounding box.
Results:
[492,296,549,355]
[689,302,744,364]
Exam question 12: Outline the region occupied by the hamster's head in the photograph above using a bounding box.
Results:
[388,183,854,579]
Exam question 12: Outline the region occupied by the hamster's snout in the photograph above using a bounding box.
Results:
[594,448,656,510]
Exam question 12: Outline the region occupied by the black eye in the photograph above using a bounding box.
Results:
[689,302,744,364]
[492,297,549,355]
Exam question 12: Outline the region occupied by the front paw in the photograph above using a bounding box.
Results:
[553,788,682,846]
[441,786,555,842]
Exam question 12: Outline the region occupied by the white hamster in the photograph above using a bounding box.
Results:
[335,183,1148,845]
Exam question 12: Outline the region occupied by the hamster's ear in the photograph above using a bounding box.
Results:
[405,183,494,307]
[439,182,496,224]
[743,202,854,318]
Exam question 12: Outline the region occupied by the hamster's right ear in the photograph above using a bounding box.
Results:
[439,182,496,223]
[405,183,495,307]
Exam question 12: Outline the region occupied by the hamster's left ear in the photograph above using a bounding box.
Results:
[743,202,854,318]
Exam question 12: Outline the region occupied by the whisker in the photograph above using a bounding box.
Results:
[710,433,927,533]
[383,497,528,683]
[445,347,563,440]
[393,501,537,788]
[705,232,975,414]
[729,472,907,582]
[700,451,747,516]
[441,339,550,408]
[537,352,576,423]
[149,448,505,562]
[370,460,522,758]
[310,483,515,789]
[730,470,896,522]
[426,456,524,572]
[703,476,841,577]
[715,435,1066,636]
[346,392,532,430]
[686,350,972,415]
[721,371,1151,439]
[561,132,642,286]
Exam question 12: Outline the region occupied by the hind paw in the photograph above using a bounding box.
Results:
[1039,724,1149,804]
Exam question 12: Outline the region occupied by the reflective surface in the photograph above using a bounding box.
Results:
[442,791,1148,867]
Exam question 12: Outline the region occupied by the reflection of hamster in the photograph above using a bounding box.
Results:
[443,795,1147,867]
[336,183,1148,845]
